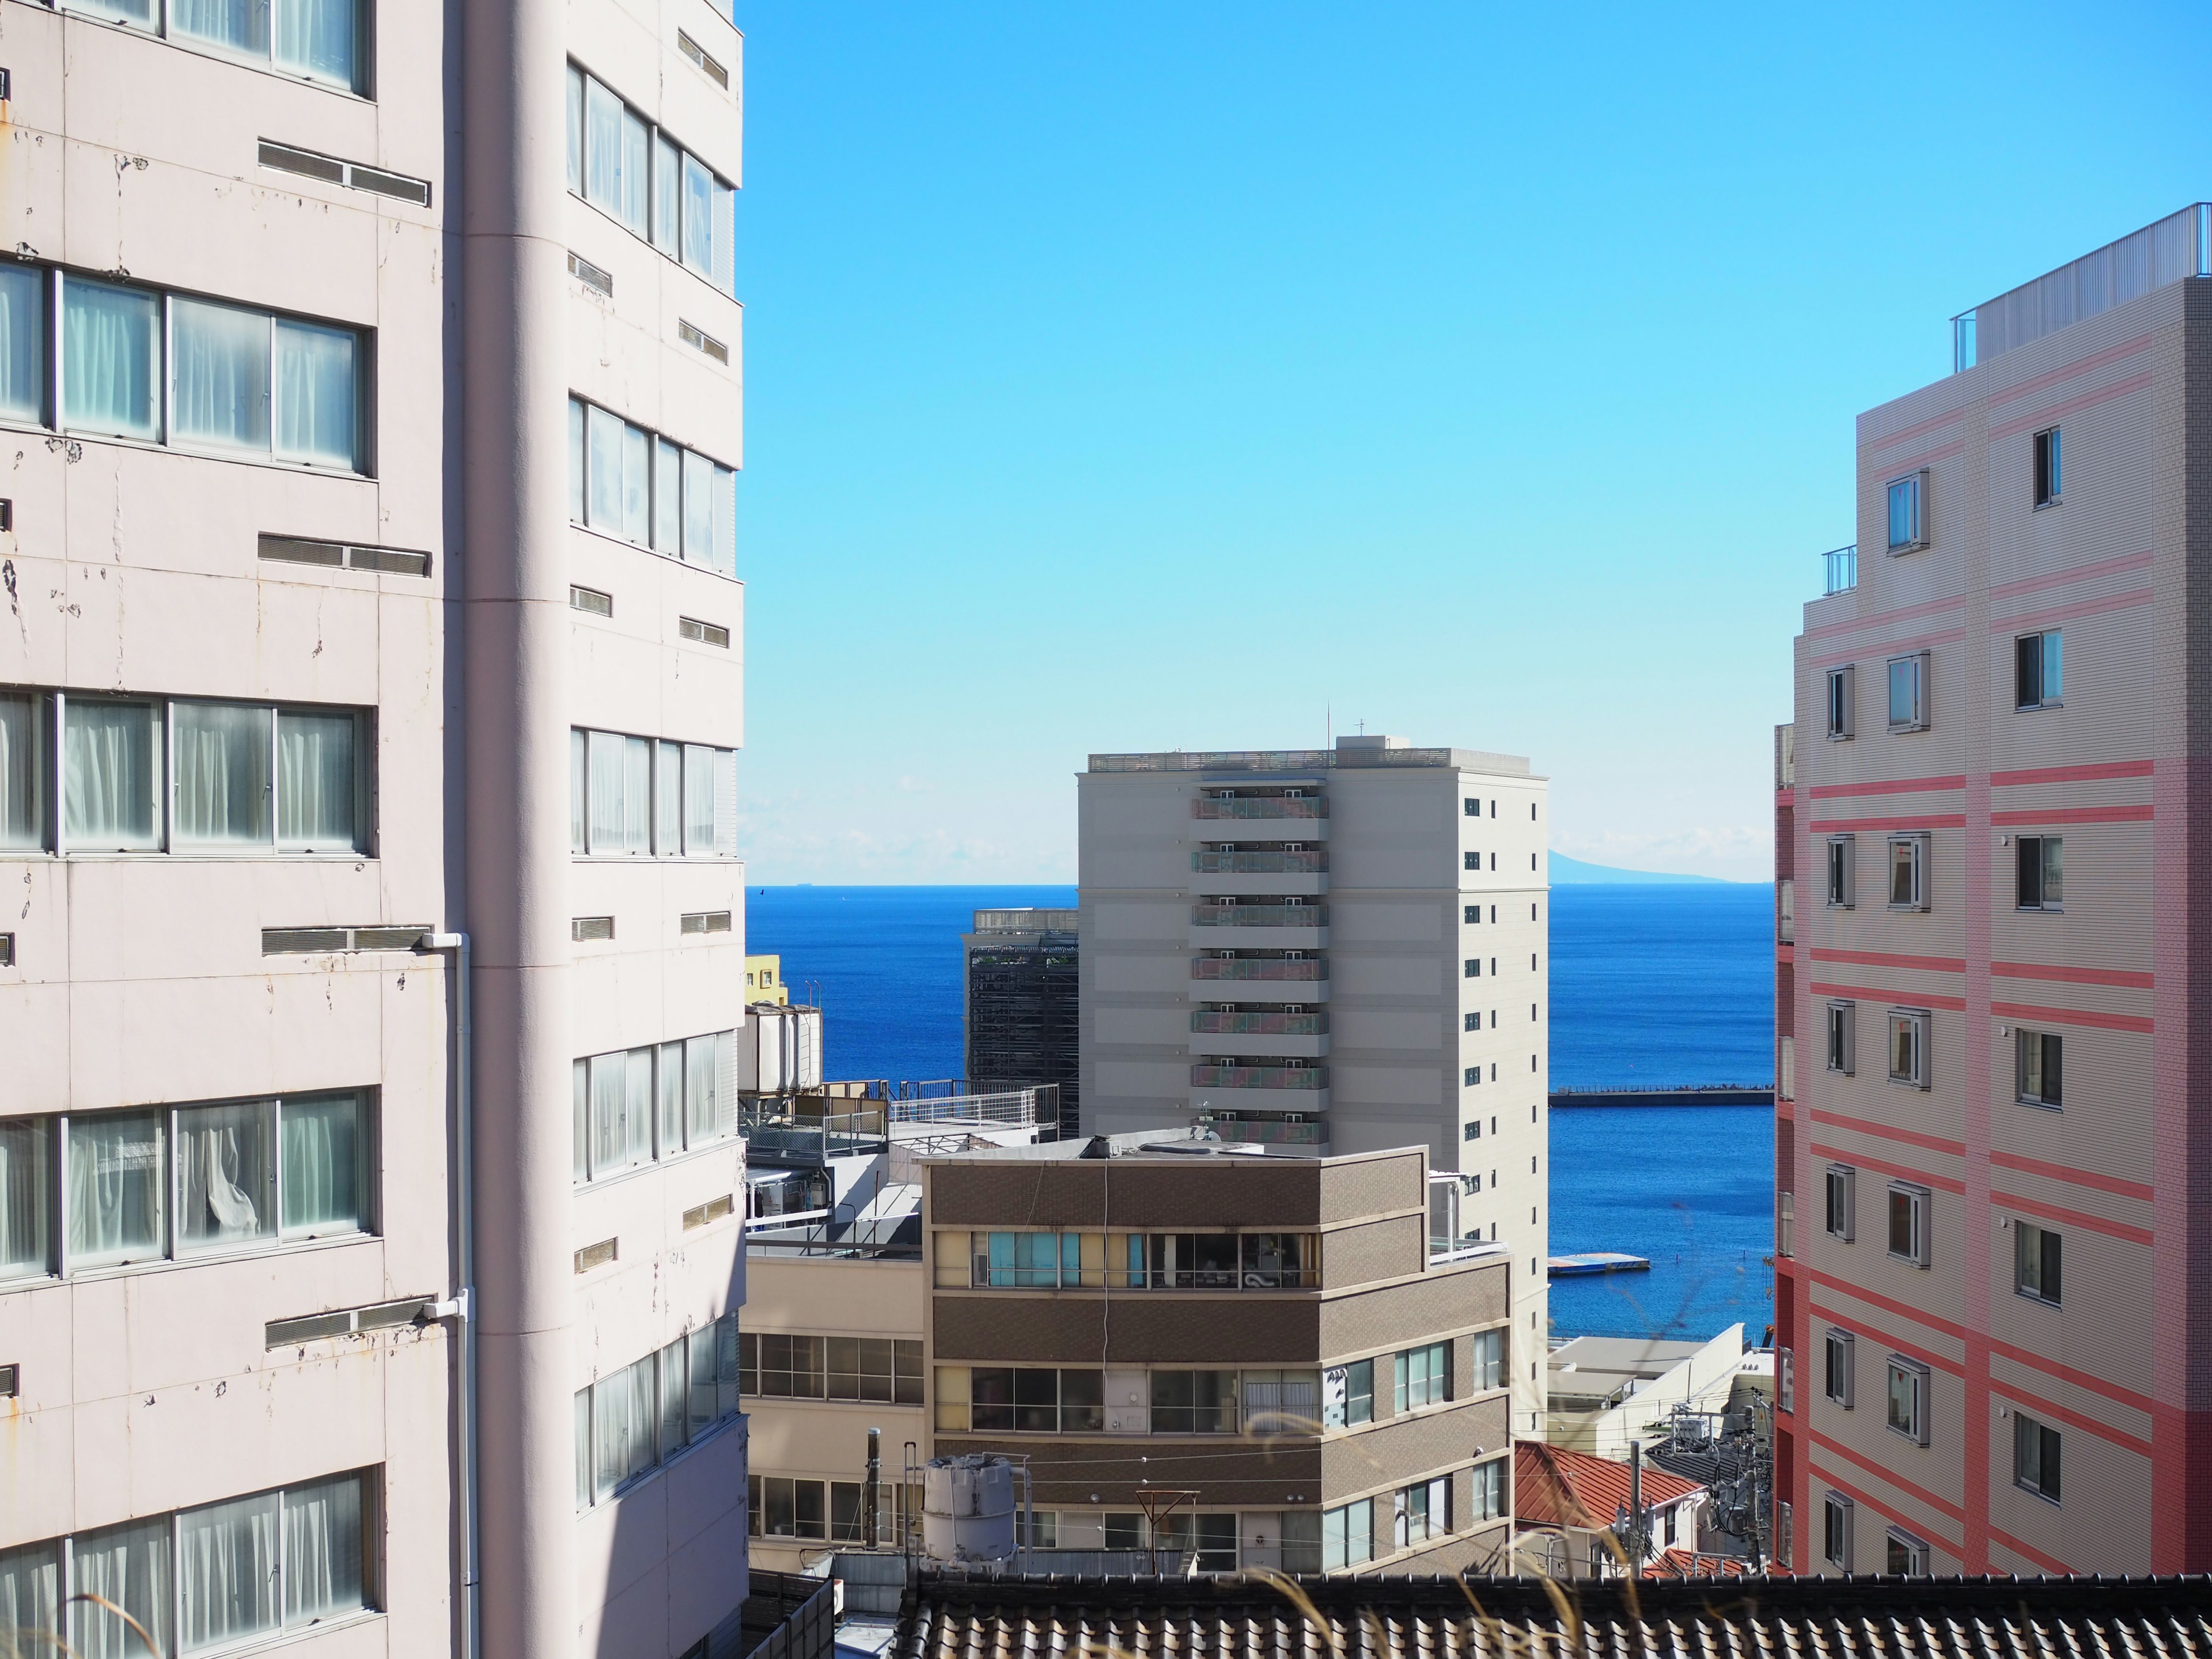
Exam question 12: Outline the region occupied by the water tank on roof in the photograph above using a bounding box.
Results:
[921,1455,1017,1563]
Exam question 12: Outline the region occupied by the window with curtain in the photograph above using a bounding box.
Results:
[577,1315,740,1509]
[0,692,42,849]
[62,0,156,25]
[172,297,272,453]
[174,700,273,847]
[64,699,162,851]
[654,440,683,554]
[654,135,681,254]
[63,278,161,442]
[655,738,681,853]
[565,66,585,195]
[0,1542,59,1656]
[585,77,625,219]
[177,1098,276,1254]
[589,1052,647,1179]
[586,404,625,535]
[281,1092,363,1237]
[272,0,358,90]
[683,743,716,855]
[1321,1498,1372,1571]
[172,0,271,53]
[620,419,650,544]
[571,1063,589,1184]
[278,709,359,850]
[179,1489,281,1652]
[0,264,44,422]
[657,1040,684,1153]
[567,397,735,572]
[618,106,649,236]
[681,153,713,276]
[682,446,715,566]
[0,1119,48,1281]
[569,65,736,294]
[279,1472,365,1627]
[274,320,357,468]
[72,1514,173,1659]
[67,1110,166,1268]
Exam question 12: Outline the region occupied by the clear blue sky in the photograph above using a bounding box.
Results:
[732,1,2212,884]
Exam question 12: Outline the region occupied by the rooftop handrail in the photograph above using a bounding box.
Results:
[1953,202,2211,371]
[1821,545,1857,596]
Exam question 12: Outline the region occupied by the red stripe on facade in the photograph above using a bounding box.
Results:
[1808,775,1967,801]
[1806,813,1968,834]
[1869,440,1967,480]
[1804,594,1965,645]
[1987,1336,2154,1414]
[1988,1148,2153,1203]
[1987,1524,2074,1577]
[1989,804,2153,826]
[1809,1300,1964,1376]
[1804,1459,1965,1563]
[1859,402,1967,455]
[1990,999,2154,1035]
[1994,1187,2154,1247]
[1990,1378,2155,1460]
[1986,370,2153,443]
[1810,626,1966,673]
[1806,1428,1967,1525]
[1809,1141,1966,1195]
[1809,1107,1966,1159]
[1991,759,2154,787]
[1807,1267,1971,1345]
[1984,334,2154,412]
[1993,585,2154,637]
[1992,959,2154,990]
[1808,980,1968,1013]
[1987,549,2154,603]
[1809,946,1967,974]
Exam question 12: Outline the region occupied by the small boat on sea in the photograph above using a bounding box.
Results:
[1547,1251,1651,1278]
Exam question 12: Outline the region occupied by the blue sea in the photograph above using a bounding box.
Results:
[746,882,1775,1342]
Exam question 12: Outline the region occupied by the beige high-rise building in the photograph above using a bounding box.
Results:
[1078,736,1550,1435]
[0,2,750,1654]
[1775,204,2212,1577]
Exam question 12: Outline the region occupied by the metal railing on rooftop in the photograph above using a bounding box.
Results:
[1822,545,1857,595]
[1953,202,2211,372]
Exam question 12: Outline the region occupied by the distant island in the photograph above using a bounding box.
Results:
[1548,852,1739,886]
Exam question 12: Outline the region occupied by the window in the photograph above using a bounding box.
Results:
[1888,1009,1929,1090]
[1323,1358,1374,1427]
[1148,1232,1238,1289]
[569,727,736,857]
[1821,1491,1853,1570]
[567,397,737,575]
[2014,1411,2061,1502]
[2033,426,2061,507]
[1150,1370,1237,1434]
[1471,1329,1505,1392]
[1825,666,1855,740]
[1888,834,1929,910]
[2016,629,2062,709]
[1394,1476,1450,1548]
[741,1335,923,1405]
[1464,958,1482,978]
[1888,1183,1931,1267]
[1240,1369,1322,1433]
[1463,851,1481,870]
[1824,1165,1855,1241]
[1825,836,1855,907]
[1887,470,1926,553]
[1463,1066,1482,1087]
[2016,835,2063,910]
[1394,1342,1449,1411]
[1470,1456,1506,1522]
[565,65,736,292]
[0,689,369,855]
[1825,1001,1855,1074]
[63,0,365,90]
[1154,1513,1238,1572]
[748,1476,828,1541]
[1886,1528,1929,1574]
[570,1029,735,1184]
[1778,1346,1795,1414]
[1887,1355,1929,1445]
[1778,1190,1795,1259]
[2016,1028,2062,1109]
[947,1229,1315,1290]
[1887,652,1930,731]
[1463,906,1482,925]
[575,1312,739,1508]
[1824,1328,1855,1407]
[934,1366,1106,1433]
[1321,1498,1372,1571]
[1463,798,1480,816]
[2014,1221,2062,1305]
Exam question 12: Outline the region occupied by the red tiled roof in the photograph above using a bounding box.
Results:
[1513,1441,1705,1530]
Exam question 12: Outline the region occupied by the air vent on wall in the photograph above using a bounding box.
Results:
[572,916,614,942]
[570,585,612,618]
[567,252,613,297]
[574,1238,618,1274]
[263,926,431,955]
[683,1195,734,1230]
[678,616,729,647]
[680,911,732,935]
[677,320,729,365]
[266,1297,433,1349]
[0,934,12,968]
[259,140,431,206]
[260,534,431,578]
[0,1364,17,1398]
[676,31,729,89]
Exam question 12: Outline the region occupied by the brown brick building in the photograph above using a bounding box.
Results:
[921,1132,1514,1572]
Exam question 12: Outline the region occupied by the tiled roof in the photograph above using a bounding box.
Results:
[1513,1441,1704,1530]
[897,1572,2212,1659]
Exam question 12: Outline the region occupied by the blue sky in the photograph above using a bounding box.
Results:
[732,1,2212,884]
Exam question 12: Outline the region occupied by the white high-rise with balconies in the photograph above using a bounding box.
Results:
[1078,736,1550,1434]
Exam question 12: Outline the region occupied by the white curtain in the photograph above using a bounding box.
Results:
[592,1365,641,1500]
[174,702,271,847]
[67,1112,165,1267]
[657,1041,684,1154]
[654,440,683,556]
[64,699,160,850]
[280,1474,363,1627]
[713,180,736,294]
[715,1310,740,1417]
[653,134,681,253]
[72,1516,172,1659]
[574,1389,592,1509]
[571,1062,589,1182]
[713,464,737,578]
[654,740,681,854]
[567,397,586,525]
[0,264,44,422]
[172,299,270,452]
[621,422,650,544]
[622,1048,653,1168]
[569,728,586,853]
[586,406,624,532]
[0,694,40,850]
[0,1119,47,1279]
[274,320,355,468]
[590,1054,647,1176]
[681,154,713,275]
[714,749,738,857]
[685,1034,719,1147]
[565,67,584,195]
[174,0,270,52]
[177,1099,273,1252]
[688,1323,719,1436]
[279,1093,360,1236]
[683,744,714,856]
[658,1335,690,1456]
[587,730,641,854]
[622,736,650,852]
[0,1542,58,1654]
[585,77,623,214]
[63,279,159,441]
[67,0,154,21]
[681,446,714,566]
[278,710,355,849]
[626,1355,658,1478]
[619,108,649,236]
[274,0,355,88]
[179,1491,280,1652]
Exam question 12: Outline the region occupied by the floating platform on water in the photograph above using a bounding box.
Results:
[1548,1252,1652,1278]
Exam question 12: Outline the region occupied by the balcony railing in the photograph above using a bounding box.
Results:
[1191,1063,1329,1090]
[1191,1010,1328,1037]
[1191,797,1328,821]
[1192,849,1328,874]
[1822,545,1857,595]
[1192,904,1328,928]
[1191,957,1328,982]
[1207,1119,1327,1147]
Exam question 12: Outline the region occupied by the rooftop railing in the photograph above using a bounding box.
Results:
[1192,904,1329,928]
[1191,1063,1329,1090]
[1191,797,1328,820]
[1192,849,1328,873]
[1191,957,1327,982]
[1191,1010,1328,1037]
[1953,203,2211,372]
[1822,545,1857,595]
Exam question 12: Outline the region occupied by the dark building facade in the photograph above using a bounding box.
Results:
[964,908,1080,1138]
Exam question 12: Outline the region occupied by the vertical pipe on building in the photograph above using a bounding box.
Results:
[463,0,572,1653]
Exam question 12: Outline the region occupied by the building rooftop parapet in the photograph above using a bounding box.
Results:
[1952,202,2211,372]
[1088,740,1532,777]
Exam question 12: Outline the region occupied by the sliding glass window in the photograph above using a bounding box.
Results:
[62,0,366,92]
[572,1030,737,1185]
[567,62,737,296]
[568,396,736,577]
[574,1313,741,1509]
[570,724,736,857]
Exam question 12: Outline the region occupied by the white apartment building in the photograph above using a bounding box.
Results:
[0,2,748,1656]
[1078,736,1550,1433]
